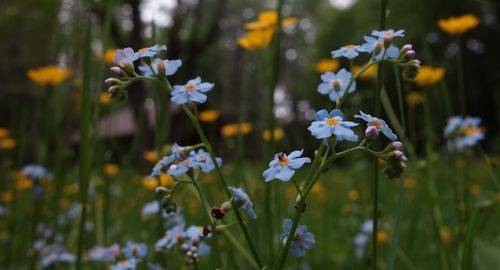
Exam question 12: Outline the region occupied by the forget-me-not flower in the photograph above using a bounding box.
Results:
[139,58,182,77]
[308,109,358,142]
[111,258,138,270]
[371,29,405,41]
[263,149,311,182]
[444,116,485,151]
[317,69,356,102]
[444,116,463,136]
[228,186,257,219]
[86,244,120,263]
[170,77,214,105]
[355,111,397,141]
[155,224,185,250]
[193,149,222,173]
[280,219,316,258]
[126,44,167,63]
[122,241,148,259]
[22,164,51,180]
[331,44,365,59]
[360,29,404,60]
[141,201,160,219]
[113,48,135,67]
[40,245,76,268]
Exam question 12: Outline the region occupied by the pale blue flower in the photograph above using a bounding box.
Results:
[40,245,75,268]
[317,69,356,102]
[22,164,51,180]
[371,29,405,41]
[308,109,358,142]
[86,244,120,263]
[354,233,368,247]
[360,36,399,60]
[171,77,214,105]
[444,116,485,151]
[155,224,185,250]
[184,226,204,242]
[111,258,138,270]
[149,144,187,179]
[113,48,135,67]
[122,241,148,259]
[280,219,316,258]
[444,116,463,136]
[360,219,373,234]
[141,201,160,219]
[331,44,366,59]
[139,58,182,77]
[263,150,311,182]
[355,111,397,141]
[126,44,167,63]
[193,149,222,173]
[228,186,257,219]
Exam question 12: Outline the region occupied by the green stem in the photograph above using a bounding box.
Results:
[457,37,466,115]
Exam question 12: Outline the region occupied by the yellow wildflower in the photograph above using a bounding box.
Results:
[0,191,13,203]
[143,174,174,189]
[0,138,16,150]
[237,29,275,51]
[64,183,78,195]
[199,110,220,123]
[27,65,72,86]
[405,91,425,108]
[347,189,360,201]
[262,128,285,141]
[315,59,340,73]
[469,184,481,195]
[221,123,253,137]
[244,11,298,31]
[310,182,327,203]
[438,14,479,35]
[377,230,389,244]
[16,177,33,190]
[0,128,9,139]
[143,150,158,163]
[439,226,452,242]
[403,176,416,189]
[99,92,111,105]
[59,198,70,209]
[412,66,445,86]
[103,163,119,176]
[103,49,116,65]
[352,64,378,80]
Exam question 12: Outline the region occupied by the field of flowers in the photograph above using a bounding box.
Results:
[1,0,499,269]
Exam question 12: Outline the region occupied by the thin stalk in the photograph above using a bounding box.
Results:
[75,22,93,270]
[456,37,466,115]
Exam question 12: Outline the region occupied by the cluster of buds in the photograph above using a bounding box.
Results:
[380,141,407,179]
[180,240,201,266]
[155,186,178,214]
[398,44,420,80]
[104,66,133,101]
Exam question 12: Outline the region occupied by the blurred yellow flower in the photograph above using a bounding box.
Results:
[103,163,119,176]
[347,189,360,201]
[103,49,116,65]
[412,66,445,86]
[244,10,298,31]
[16,177,32,190]
[99,92,111,105]
[0,138,16,150]
[0,191,13,203]
[262,128,285,141]
[310,182,327,203]
[143,174,174,189]
[238,11,298,51]
[0,128,9,139]
[59,198,70,209]
[438,14,479,35]
[221,122,253,137]
[199,109,220,123]
[237,29,275,51]
[27,65,72,86]
[403,176,416,189]
[64,183,78,195]
[377,230,389,244]
[352,64,378,80]
[315,59,340,73]
[469,184,481,195]
[405,91,425,107]
[439,226,452,242]
[143,150,158,163]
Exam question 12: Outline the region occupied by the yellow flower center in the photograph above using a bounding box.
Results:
[461,127,483,137]
[119,260,129,265]
[371,121,382,129]
[325,118,340,126]
[156,61,165,70]
[139,48,148,53]
[278,153,289,166]
[185,84,196,92]
[376,42,385,50]
[181,159,191,165]
[345,44,356,49]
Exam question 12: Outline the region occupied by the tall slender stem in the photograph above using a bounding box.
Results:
[456,37,466,116]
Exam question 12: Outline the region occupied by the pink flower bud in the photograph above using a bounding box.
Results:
[392,141,403,151]
[110,67,122,76]
[365,125,379,139]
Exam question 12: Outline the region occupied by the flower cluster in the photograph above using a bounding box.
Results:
[85,241,147,270]
[105,45,215,105]
[380,141,408,179]
[444,116,485,151]
[149,144,222,179]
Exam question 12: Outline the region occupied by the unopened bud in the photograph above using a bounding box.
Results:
[107,86,119,95]
[110,67,123,77]
[155,186,169,195]
[211,207,225,220]
[365,126,379,139]
[392,141,403,151]
[331,79,341,92]
[202,225,212,236]
[104,78,121,86]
